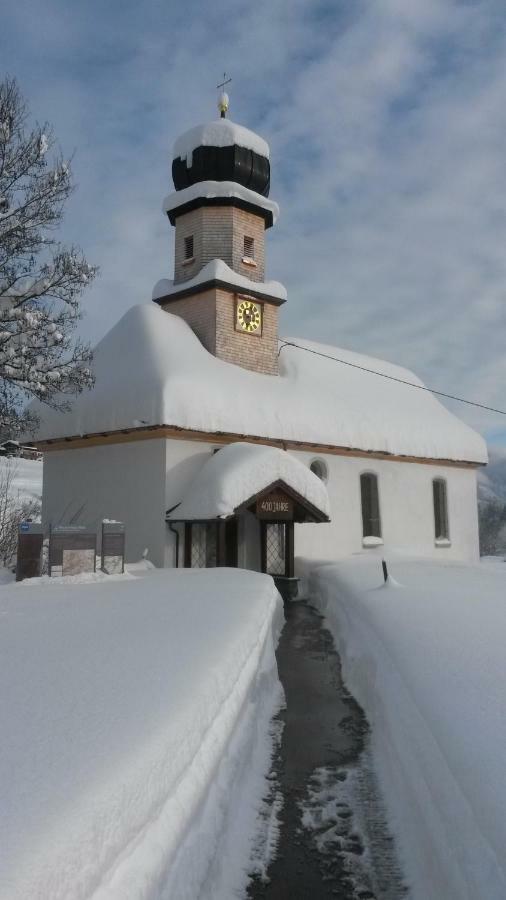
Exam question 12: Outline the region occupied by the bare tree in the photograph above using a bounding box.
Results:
[0,460,41,566]
[0,76,97,438]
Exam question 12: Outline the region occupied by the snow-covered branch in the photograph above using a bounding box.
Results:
[0,77,97,438]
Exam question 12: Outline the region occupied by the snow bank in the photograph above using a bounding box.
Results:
[173,119,269,164]
[171,441,330,520]
[163,180,279,224]
[30,305,487,464]
[152,258,286,303]
[309,556,506,899]
[0,568,284,900]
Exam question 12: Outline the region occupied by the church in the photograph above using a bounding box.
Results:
[32,94,487,592]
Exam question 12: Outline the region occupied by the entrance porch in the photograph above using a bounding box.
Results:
[167,443,330,598]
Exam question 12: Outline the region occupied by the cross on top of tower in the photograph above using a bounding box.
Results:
[216,72,231,118]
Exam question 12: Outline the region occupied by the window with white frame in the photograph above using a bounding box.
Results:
[360,472,382,538]
[433,478,449,541]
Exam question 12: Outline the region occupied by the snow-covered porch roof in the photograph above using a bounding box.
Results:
[167,442,330,522]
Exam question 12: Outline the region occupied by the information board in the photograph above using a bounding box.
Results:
[16,522,43,581]
[49,526,96,577]
[101,521,125,574]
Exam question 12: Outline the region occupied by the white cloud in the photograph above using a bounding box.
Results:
[3,0,506,442]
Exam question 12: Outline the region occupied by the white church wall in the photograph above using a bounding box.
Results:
[291,450,480,564]
[164,438,217,566]
[44,437,479,573]
[42,440,168,567]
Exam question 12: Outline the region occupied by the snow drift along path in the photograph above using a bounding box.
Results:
[0,567,284,900]
[309,557,506,900]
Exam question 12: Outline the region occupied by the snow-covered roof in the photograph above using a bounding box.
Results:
[169,442,330,520]
[173,119,269,165]
[30,304,488,464]
[152,259,287,304]
[163,180,279,225]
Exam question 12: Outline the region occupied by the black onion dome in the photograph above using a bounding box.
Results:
[172,119,271,197]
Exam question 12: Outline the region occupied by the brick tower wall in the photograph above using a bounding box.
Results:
[174,207,266,285]
[161,286,279,375]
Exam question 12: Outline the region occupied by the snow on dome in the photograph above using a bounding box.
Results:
[152,259,287,303]
[170,442,330,521]
[29,304,488,464]
[163,180,279,224]
[173,119,269,165]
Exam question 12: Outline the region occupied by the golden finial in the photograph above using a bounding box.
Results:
[216,73,231,118]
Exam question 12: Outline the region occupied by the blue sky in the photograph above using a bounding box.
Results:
[2,0,506,446]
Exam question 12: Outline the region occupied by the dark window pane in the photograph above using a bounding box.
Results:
[360,473,381,538]
[184,235,194,259]
[433,480,449,540]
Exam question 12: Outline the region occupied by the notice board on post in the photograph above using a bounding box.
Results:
[49,525,97,577]
[16,522,43,581]
[101,521,125,574]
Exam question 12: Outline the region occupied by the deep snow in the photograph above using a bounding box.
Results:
[309,555,506,900]
[30,304,487,464]
[171,441,330,520]
[172,118,270,163]
[0,567,283,900]
[162,180,279,225]
[152,257,286,303]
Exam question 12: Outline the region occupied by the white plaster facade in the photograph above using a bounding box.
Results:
[42,437,480,569]
[292,450,480,564]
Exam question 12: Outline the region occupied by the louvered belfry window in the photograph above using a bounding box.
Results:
[184,235,194,259]
[433,479,449,540]
[360,473,382,538]
[243,235,254,258]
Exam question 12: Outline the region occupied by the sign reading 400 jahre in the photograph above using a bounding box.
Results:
[256,490,294,520]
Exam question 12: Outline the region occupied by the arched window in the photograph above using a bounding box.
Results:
[360,473,381,538]
[309,458,328,483]
[433,478,449,541]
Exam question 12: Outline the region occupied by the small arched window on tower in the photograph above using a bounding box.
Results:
[360,472,382,540]
[433,478,450,543]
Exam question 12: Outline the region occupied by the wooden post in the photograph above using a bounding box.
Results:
[260,521,267,573]
[217,521,227,567]
[184,523,192,568]
[285,521,295,577]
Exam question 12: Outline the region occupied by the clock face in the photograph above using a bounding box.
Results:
[236,299,262,333]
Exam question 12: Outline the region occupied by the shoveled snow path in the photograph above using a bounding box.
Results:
[310,557,506,900]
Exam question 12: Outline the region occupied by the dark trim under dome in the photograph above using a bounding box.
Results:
[165,194,275,229]
[172,144,270,197]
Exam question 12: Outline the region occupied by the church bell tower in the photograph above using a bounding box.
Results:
[152,92,285,376]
